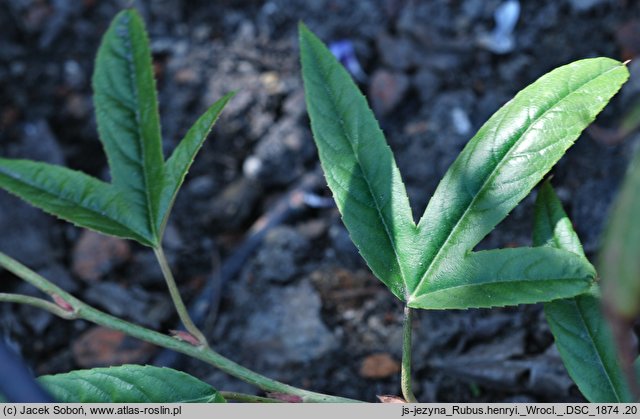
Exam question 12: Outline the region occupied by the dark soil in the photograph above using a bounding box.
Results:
[1,0,640,403]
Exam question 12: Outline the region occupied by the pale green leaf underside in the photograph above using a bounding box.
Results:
[157,92,235,233]
[39,365,225,403]
[93,9,165,241]
[0,158,154,245]
[410,58,628,302]
[300,23,414,300]
[408,246,594,309]
[301,23,624,308]
[599,148,640,318]
[535,181,631,403]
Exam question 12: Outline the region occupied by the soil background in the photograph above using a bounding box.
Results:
[1,0,640,403]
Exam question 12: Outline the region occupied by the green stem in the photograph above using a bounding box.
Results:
[0,293,76,320]
[153,246,208,347]
[219,391,285,403]
[0,251,360,403]
[401,306,418,403]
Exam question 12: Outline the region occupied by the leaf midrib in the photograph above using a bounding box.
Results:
[559,297,621,401]
[307,40,411,295]
[411,63,621,300]
[119,15,159,241]
[420,274,586,295]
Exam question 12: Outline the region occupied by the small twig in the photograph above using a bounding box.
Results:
[401,306,418,403]
[0,251,360,403]
[0,293,76,320]
[154,246,209,347]
[219,391,285,403]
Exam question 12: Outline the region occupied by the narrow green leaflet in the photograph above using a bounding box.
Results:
[157,92,235,234]
[39,365,225,403]
[0,159,154,245]
[408,57,628,307]
[599,148,640,318]
[410,246,594,309]
[299,23,415,300]
[535,181,630,402]
[93,9,165,241]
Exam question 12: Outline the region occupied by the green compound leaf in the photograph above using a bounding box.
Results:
[599,148,640,319]
[301,22,627,309]
[93,9,165,243]
[535,181,631,402]
[409,57,627,308]
[157,92,235,234]
[299,23,415,300]
[0,159,154,245]
[39,365,226,403]
[0,9,232,249]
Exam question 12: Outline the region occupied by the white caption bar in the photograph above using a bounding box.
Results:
[1,403,639,419]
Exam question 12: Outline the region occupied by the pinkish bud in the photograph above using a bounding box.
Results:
[266,393,303,403]
[170,330,201,346]
[377,395,407,403]
[52,294,74,312]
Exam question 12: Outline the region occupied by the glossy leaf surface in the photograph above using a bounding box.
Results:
[409,57,628,307]
[39,365,226,403]
[300,23,627,309]
[0,158,154,245]
[411,246,594,309]
[300,23,415,300]
[93,9,165,240]
[535,181,630,402]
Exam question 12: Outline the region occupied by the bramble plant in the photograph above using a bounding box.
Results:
[0,8,634,403]
[0,9,355,404]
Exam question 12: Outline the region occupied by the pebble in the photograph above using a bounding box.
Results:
[412,69,441,105]
[71,231,130,282]
[16,120,65,165]
[243,118,312,187]
[376,33,415,71]
[451,107,472,136]
[207,178,261,231]
[0,191,55,269]
[253,226,310,283]
[72,327,155,368]
[369,69,410,116]
[240,280,337,366]
[359,353,400,379]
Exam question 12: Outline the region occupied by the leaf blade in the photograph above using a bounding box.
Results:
[93,9,164,244]
[410,58,629,298]
[0,158,154,245]
[535,181,631,402]
[39,365,226,403]
[299,23,415,300]
[157,92,234,233]
[599,148,640,318]
[408,246,595,309]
